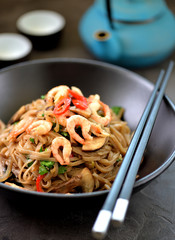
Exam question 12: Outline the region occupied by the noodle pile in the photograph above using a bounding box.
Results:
[0,85,132,194]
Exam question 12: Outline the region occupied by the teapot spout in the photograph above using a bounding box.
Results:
[93,30,121,63]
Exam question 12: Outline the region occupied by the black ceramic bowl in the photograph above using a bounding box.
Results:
[0,58,175,199]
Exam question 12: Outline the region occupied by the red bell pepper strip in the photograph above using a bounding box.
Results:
[72,99,88,110]
[53,97,71,115]
[68,89,88,110]
[36,174,46,192]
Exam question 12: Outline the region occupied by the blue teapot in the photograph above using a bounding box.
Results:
[79,0,175,68]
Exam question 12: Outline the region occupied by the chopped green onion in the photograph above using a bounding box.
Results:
[29,138,35,143]
[116,158,122,162]
[60,131,70,139]
[41,95,45,99]
[39,161,55,175]
[58,165,67,174]
[27,156,34,167]
[40,161,55,168]
[111,106,122,115]
[39,165,48,175]
[39,147,43,152]
[28,161,34,167]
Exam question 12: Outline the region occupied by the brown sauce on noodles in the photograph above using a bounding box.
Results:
[0,85,132,194]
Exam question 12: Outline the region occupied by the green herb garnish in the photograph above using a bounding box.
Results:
[28,161,34,167]
[116,158,122,162]
[41,95,45,99]
[39,161,55,175]
[60,131,70,139]
[26,156,34,167]
[111,106,122,115]
[40,161,55,168]
[58,165,67,174]
[39,165,48,175]
[39,146,43,152]
[29,138,35,143]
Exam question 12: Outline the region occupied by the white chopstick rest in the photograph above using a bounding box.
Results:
[112,198,129,226]
[92,210,112,239]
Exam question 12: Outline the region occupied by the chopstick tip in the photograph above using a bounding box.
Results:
[92,210,111,240]
[112,198,129,227]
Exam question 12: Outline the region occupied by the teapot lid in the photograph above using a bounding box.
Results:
[96,0,167,22]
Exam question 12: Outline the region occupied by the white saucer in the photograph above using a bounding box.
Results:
[16,10,66,37]
[0,33,32,61]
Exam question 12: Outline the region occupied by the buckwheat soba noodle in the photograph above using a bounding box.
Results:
[0,85,132,193]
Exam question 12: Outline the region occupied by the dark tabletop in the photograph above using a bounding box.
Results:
[0,1,175,240]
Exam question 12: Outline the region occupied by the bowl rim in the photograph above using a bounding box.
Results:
[0,57,174,198]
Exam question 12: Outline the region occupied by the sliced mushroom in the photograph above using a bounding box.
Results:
[80,167,94,192]
[68,167,94,193]
[82,137,107,151]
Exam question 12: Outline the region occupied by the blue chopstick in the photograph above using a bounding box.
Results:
[92,61,174,240]
[112,60,174,225]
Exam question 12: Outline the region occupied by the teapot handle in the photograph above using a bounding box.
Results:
[106,0,114,29]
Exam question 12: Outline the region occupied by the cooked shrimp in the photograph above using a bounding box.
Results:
[71,86,83,96]
[9,117,33,140]
[88,94,100,102]
[56,110,75,127]
[90,100,112,126]
[51,137,72,165]
[26,120,52,135]
[66,115,92,144]
[46,85,69,104]
[90,122,109,137]
[82,136,107,151]
[88,100,101,113]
